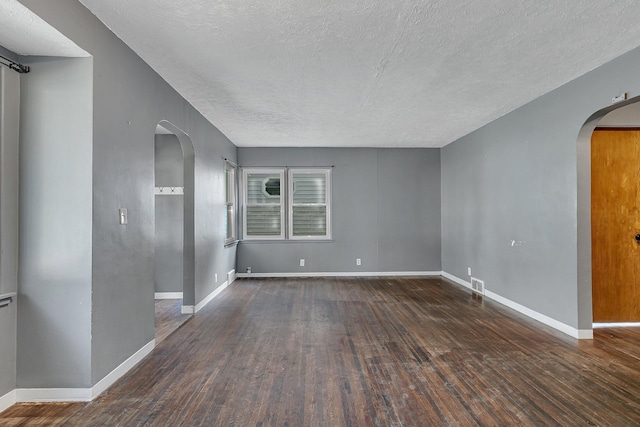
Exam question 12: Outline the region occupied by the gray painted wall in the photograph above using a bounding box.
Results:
[155,134,183,293]
[19,0,238,387]
[441,45,640,331]
[238,148,441,273]
[0,61,20,399]
[18,56,93,388]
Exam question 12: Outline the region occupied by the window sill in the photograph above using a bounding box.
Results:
[224,239,239,248]
[240,239,334,244]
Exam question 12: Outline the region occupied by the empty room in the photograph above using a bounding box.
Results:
[2,0,640,425]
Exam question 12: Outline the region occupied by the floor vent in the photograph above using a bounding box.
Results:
[470,277,485,295]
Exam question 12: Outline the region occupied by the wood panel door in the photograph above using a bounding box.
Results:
[592,129,640,322]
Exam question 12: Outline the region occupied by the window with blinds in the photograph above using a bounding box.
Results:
[243,169,285,239]
[288,169,330,239]
[242,167,331,240]
[224,161,237,245]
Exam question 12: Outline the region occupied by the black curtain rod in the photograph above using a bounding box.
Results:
[0,55,30,74]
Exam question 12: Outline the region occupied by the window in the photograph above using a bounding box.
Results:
[288,169,331,239]
[243,169,285,239]
[225,161,237,245]
[242,168,331,240]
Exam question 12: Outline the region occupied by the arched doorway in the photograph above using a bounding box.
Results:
[153,121,196,341]
[577,96,640,329]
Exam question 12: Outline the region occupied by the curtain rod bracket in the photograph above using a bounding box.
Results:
[0,55,30,74]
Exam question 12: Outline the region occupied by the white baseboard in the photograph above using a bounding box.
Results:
[442,271,592,340]
[15,340,155,403]
[16,387,92,403]
[441,271,471,289]
[90,340,155,398]
[236,271,442,279]
[593,322,640,328]
[181,305,194,314]
[155,292,183,299]
[195,281,229,313]
[0,389,16,413]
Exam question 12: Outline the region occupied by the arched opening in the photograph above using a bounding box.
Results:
[577,96,640,331]
[153,121,196,342]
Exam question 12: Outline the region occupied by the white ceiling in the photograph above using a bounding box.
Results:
[0,0,87,57]
[76,1,640,147]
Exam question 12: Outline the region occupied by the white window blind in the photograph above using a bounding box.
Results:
[242,167,331,240]
[289,170,331,239]
[243,169,285,239]
[224,161,237,245]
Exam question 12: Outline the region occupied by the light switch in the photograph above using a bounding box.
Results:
[119,208,128,225]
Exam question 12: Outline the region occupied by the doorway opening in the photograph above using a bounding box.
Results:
[153,121,195,342]
[577,96,640,329]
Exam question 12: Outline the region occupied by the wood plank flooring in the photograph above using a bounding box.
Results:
[3,276,640,426]
[155,299,192,344]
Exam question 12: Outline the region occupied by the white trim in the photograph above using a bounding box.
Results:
[443,271,593,340]
[90,340,155,398]
[0,389,16,413]
[577,329,594,339]
[242,168,286,240]
[15,340,155,403]
[194,281,229,313]
[237,271,442,278]
[227,269,237,285]
[154,292,183,299]
[154,186,184,195]
[287,168,332,240]
[17,388,91,403]
[181,305,195,314]
[593,322,640,328]
[483,290,588,339]
[441,271,472,289]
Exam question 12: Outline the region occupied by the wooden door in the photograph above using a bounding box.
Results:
[592,129,640,322]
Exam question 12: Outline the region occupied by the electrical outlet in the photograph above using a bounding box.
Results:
[246,267,251,274]
[356,258,361,266]
[214,273,218,283]
[300,259,305,267]
[468,267,472,276]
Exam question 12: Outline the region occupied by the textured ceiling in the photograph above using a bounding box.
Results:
[78,0,640,148]
[0,0,87,57]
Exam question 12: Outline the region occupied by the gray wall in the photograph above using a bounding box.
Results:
[19,0,238,387]
[154,134,183,294]
[238,148,441,273]
[18,56,94,387]
[441,45,640,330]
[0,60,20,399]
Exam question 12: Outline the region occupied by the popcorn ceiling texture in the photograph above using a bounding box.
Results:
[75,1,640,147]
[0,0,87,57]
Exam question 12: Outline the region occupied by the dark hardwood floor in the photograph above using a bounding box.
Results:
[3,277,640,426]
[155,298,192,344]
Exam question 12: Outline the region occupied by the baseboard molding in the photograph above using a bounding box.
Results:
[593,322,640,328]
[195,281,229,313]
[16,387,92,403]
[442,271,592,340]
[441,271,471,289]
[0,389,16,413]
[181,305,194,314]
[90,339,155,398]
[237,271,442,279]
[154,292,183,299]
[15,340,155,403]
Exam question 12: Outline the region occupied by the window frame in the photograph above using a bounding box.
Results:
[241,167,332,241]
[287,168,332,240]
[224,161,238,246]
[242,168,286,240]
